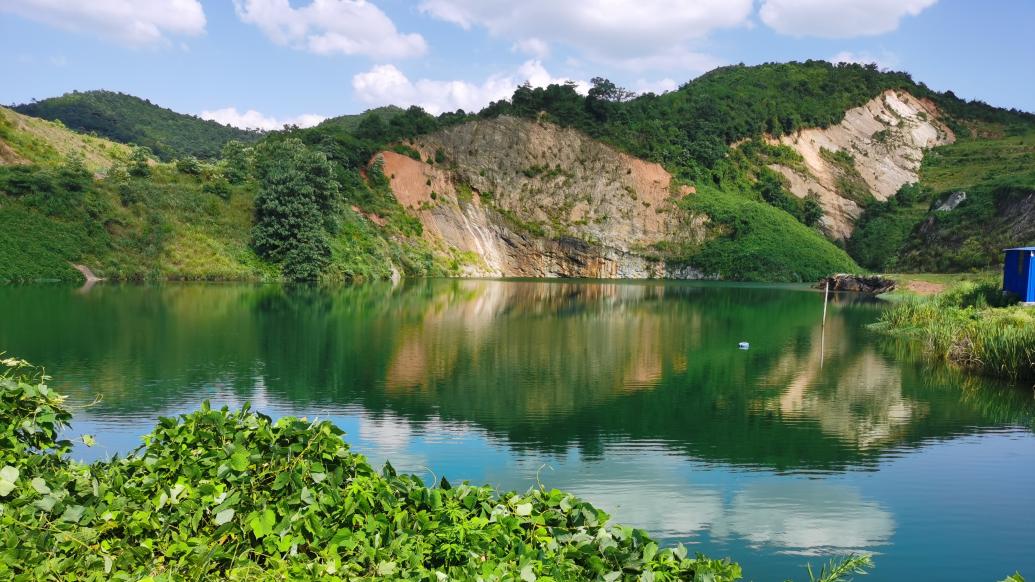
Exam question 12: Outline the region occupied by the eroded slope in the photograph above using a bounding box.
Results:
[768,90,954,239]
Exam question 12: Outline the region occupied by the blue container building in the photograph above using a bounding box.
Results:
[1003,247,1035,303]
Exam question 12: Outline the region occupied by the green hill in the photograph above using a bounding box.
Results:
[2,62,1033,283]
[316,105,405,132]
[848,121,1035,272]
[12,90,261,161]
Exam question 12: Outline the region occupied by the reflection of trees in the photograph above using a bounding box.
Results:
[1,281,1032,472]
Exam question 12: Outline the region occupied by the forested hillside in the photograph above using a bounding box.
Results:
[3,61,1033,283]
[0,106,446,284]
[12,90,261,161]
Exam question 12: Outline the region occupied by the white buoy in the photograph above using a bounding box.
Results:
[738,342,750,350]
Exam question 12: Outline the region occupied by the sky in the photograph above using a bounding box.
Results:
[1,0,1033,130]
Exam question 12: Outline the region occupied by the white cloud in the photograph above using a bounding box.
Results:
[760,0,937,38]
[633,78,678,95]
[511,37,550,59]
[419,0,750,71]
[233,0,426,59]
[829,50,899,70]
[0,0,205,46]
[200,107,326,131]
[352,60,588,115]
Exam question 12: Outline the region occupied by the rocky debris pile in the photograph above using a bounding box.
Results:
[935,191,967,212]
[816,273,896,295]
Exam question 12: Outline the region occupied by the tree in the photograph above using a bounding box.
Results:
[250,139,338,281]
[55,153,91,192]
[220,140,252,184]
[128,146,152,178]
[587,77,636,103]
[355,113,387,142]
[803,193,824,226]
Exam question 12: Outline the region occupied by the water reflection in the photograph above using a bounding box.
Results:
[1,280,1033,579]
[719,481,895,555]
[0,280,1031,470]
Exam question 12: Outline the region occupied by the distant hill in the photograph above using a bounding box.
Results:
[0,105,130,171]
[2,61,1033,283]
[316,105,405,133]
[12,90,261,161]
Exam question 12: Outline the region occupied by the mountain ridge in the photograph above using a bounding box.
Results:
[2,61,1033,282]
[11,90,261,161]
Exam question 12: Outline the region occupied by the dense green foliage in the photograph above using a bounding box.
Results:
[0,121,451,283]
[848,118,1035,272]
[874,280,1035,380]
[0,358,744,580]
[13,91,260,161]
[847,183,927,271]
[677,186,860,281]
[483,61,923,178]
[895,127,1035,271]
[251,139,340,281]
[7,61,1035,283]
[316,106,406,133]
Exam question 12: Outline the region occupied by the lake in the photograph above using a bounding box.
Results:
[1,280,1032,580]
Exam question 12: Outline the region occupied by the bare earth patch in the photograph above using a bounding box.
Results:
[904,280,946,295]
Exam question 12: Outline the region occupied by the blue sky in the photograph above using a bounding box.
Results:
[1,0,1032,130]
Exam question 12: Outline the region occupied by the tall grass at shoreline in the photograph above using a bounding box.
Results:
[873,280,1035,381]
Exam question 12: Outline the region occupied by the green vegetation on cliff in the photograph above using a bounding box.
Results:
[849,126,1035,272]
[12,91,260,161]
[0,357,745,580]
[679,186,860,281]
[0,119,448,283]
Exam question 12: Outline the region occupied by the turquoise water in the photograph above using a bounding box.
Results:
[1,280,1033,580]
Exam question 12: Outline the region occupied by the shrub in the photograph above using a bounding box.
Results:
[203,176,232,200]
[128,146,153,178]
[175,155,203,175]
[0,358,745,581]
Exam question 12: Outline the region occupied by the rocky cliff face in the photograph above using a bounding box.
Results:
[376,93,953,277]
[379,117,708,278]
[767,90,954,239]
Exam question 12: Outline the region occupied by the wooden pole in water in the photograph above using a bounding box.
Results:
[822,281,830,327]
[821,280,829,368]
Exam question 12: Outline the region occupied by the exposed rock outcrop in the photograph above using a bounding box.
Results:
[816,274,896,295]
[934,191,967,212]
[767,90,954,240]
[379,117,709,278]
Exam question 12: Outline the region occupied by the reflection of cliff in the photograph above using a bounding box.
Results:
[382,282,692,417]
[2,281,1032,472]
[761,313,924,449]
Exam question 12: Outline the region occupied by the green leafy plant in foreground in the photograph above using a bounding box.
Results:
[1,357,747,580]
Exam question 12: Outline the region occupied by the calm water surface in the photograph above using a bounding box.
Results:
[1,280,1033,580]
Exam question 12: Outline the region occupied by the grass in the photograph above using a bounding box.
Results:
[678,185,861,282]
[0,106,129,171]
[873,279,1035,381]
[920,127,1035,193]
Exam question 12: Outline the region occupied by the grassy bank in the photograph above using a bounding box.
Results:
[873,280,1035,381]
